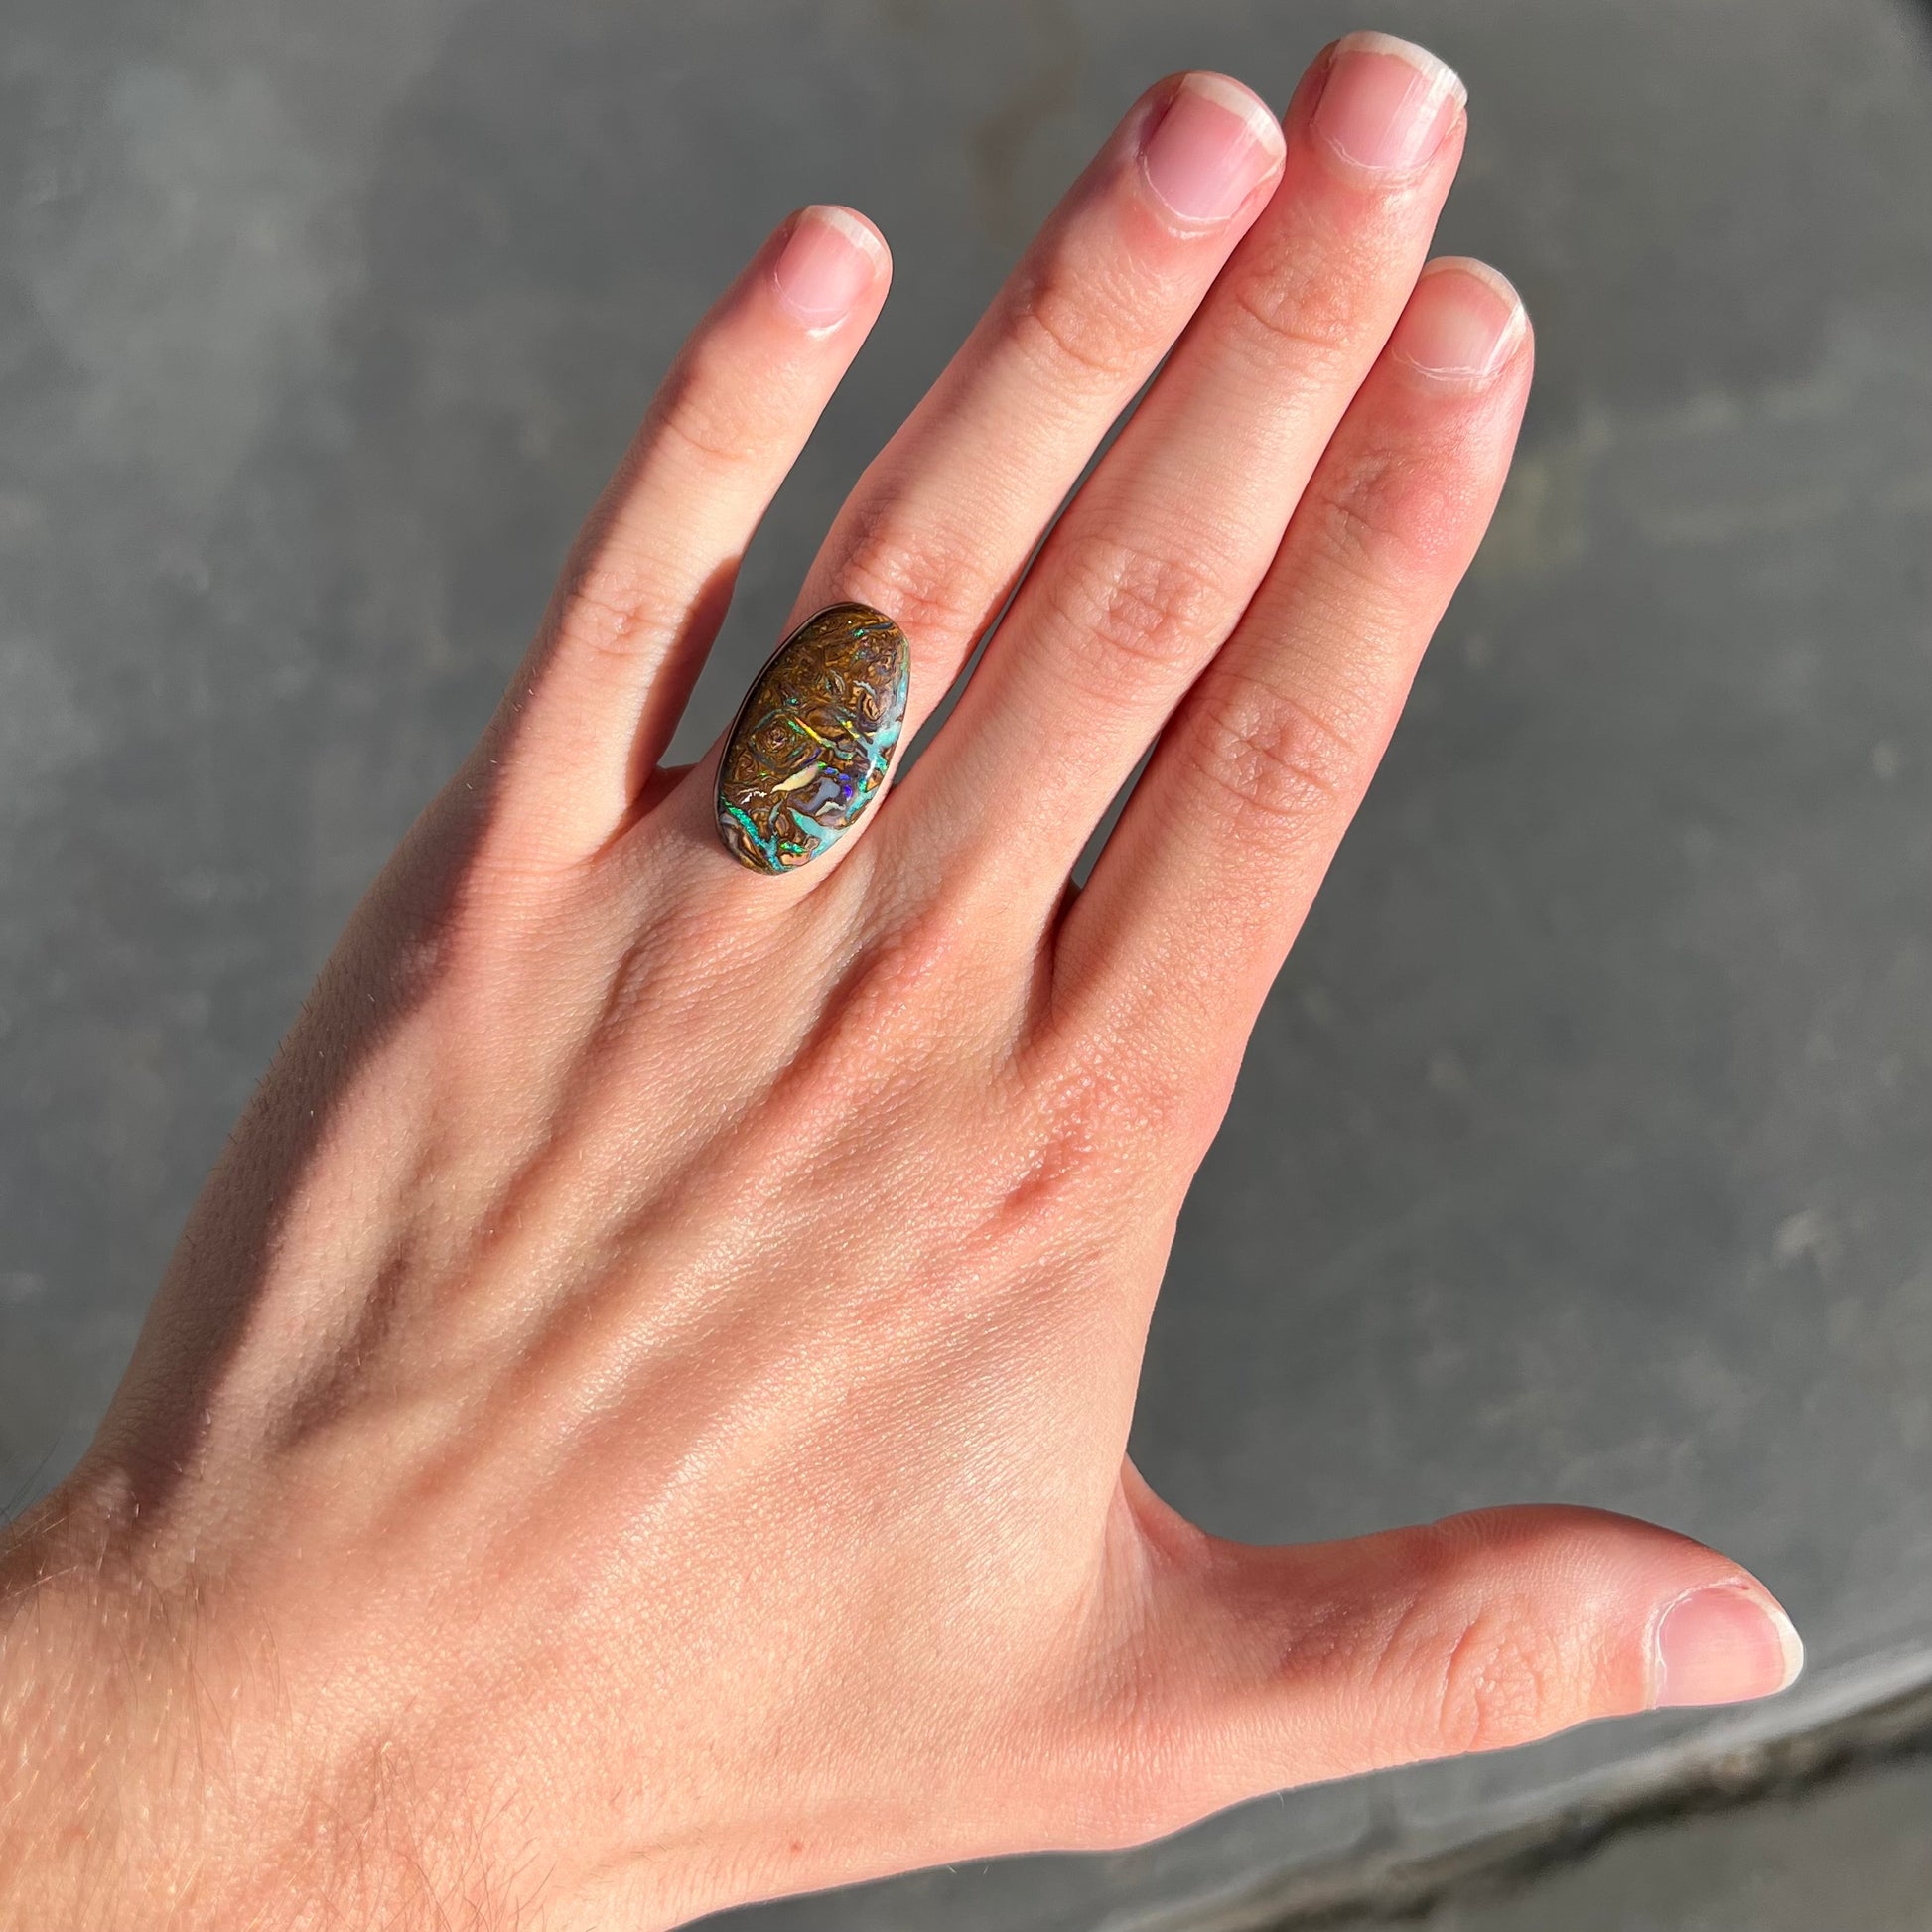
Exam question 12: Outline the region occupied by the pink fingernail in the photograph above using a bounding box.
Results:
[1140,72,1286,225]
[771,206,888,328]
[1390,258,1527,384]
[1653,1583,1805,1708]
[1311,31,1465,175]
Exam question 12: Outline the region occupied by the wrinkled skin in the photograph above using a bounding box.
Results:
[0,39,1798,1932]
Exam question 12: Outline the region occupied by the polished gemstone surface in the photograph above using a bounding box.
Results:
[714,602,910,873]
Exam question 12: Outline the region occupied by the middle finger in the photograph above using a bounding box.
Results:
[887,33,1467,897]
[783,69,1289,747]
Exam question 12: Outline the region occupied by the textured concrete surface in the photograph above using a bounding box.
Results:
[1139,1679,1932,1931]
[1320,1754,1932,1932]
[1305,1724,1932,1932]
[4,0,1932,1925]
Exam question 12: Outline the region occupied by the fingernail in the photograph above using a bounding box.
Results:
[1140,72,1286,225]
[1653,1583,1805,1708]
[1390,258,1527,385]
[771,206,888,328]
[1311,31,1465,175]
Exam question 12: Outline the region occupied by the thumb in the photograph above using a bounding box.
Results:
[1111,1490,1802,1833]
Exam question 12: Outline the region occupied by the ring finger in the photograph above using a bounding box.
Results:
[655,69,1290,880]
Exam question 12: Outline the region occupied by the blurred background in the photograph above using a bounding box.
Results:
[4,1,1931,1925]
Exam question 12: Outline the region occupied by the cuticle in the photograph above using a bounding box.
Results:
[1134,71,1192,160]
[1287,41,1341,130]
[1645,1582,1705,1707]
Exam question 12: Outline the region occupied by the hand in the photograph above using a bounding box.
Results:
[0,36,1800,1932]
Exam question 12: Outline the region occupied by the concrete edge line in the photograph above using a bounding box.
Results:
[1092,1656,1932,1932]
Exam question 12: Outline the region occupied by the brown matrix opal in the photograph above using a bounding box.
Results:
[714,603,911,874]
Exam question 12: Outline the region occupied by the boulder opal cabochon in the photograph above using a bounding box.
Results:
[714,602,912,874]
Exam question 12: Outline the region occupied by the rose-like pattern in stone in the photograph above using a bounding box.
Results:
[714,602,911,874]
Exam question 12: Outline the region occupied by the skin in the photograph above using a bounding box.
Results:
[0,41,1799,1932]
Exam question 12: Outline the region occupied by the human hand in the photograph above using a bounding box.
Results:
[0,34,1801,1931]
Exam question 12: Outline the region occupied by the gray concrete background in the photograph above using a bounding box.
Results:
[3,0,1931,1924]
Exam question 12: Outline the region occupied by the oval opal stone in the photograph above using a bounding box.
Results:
[714,602,911,874]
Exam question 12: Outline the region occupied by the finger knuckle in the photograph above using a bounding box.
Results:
[646,347,775,468]
[1044,528,1225,695]
[960,1027,1174,1271]
[1426,1603,1566,1756]
[985,1106,1100,1249]
[547,558,677,668]
[803,897,1004,1091]
[1006,250,1154,394]
[1183,667,1360,834]
[1311,443,1471,588]
[1223,224,1376,385]
[1034,996,1202,1162]
[832,501,995,654]
[1363,1519,1592,1761]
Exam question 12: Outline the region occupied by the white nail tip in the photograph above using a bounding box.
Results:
[1768,1603,1807,1689]
[798,205,890,273]
[1411,257,1531,376]
[1331,30,1468,112]
[1175,70,1288,158]
[1423,256,1522,308]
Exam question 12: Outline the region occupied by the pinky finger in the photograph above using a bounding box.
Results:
[488,205,891,864]
[1055,259,1533,1139]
